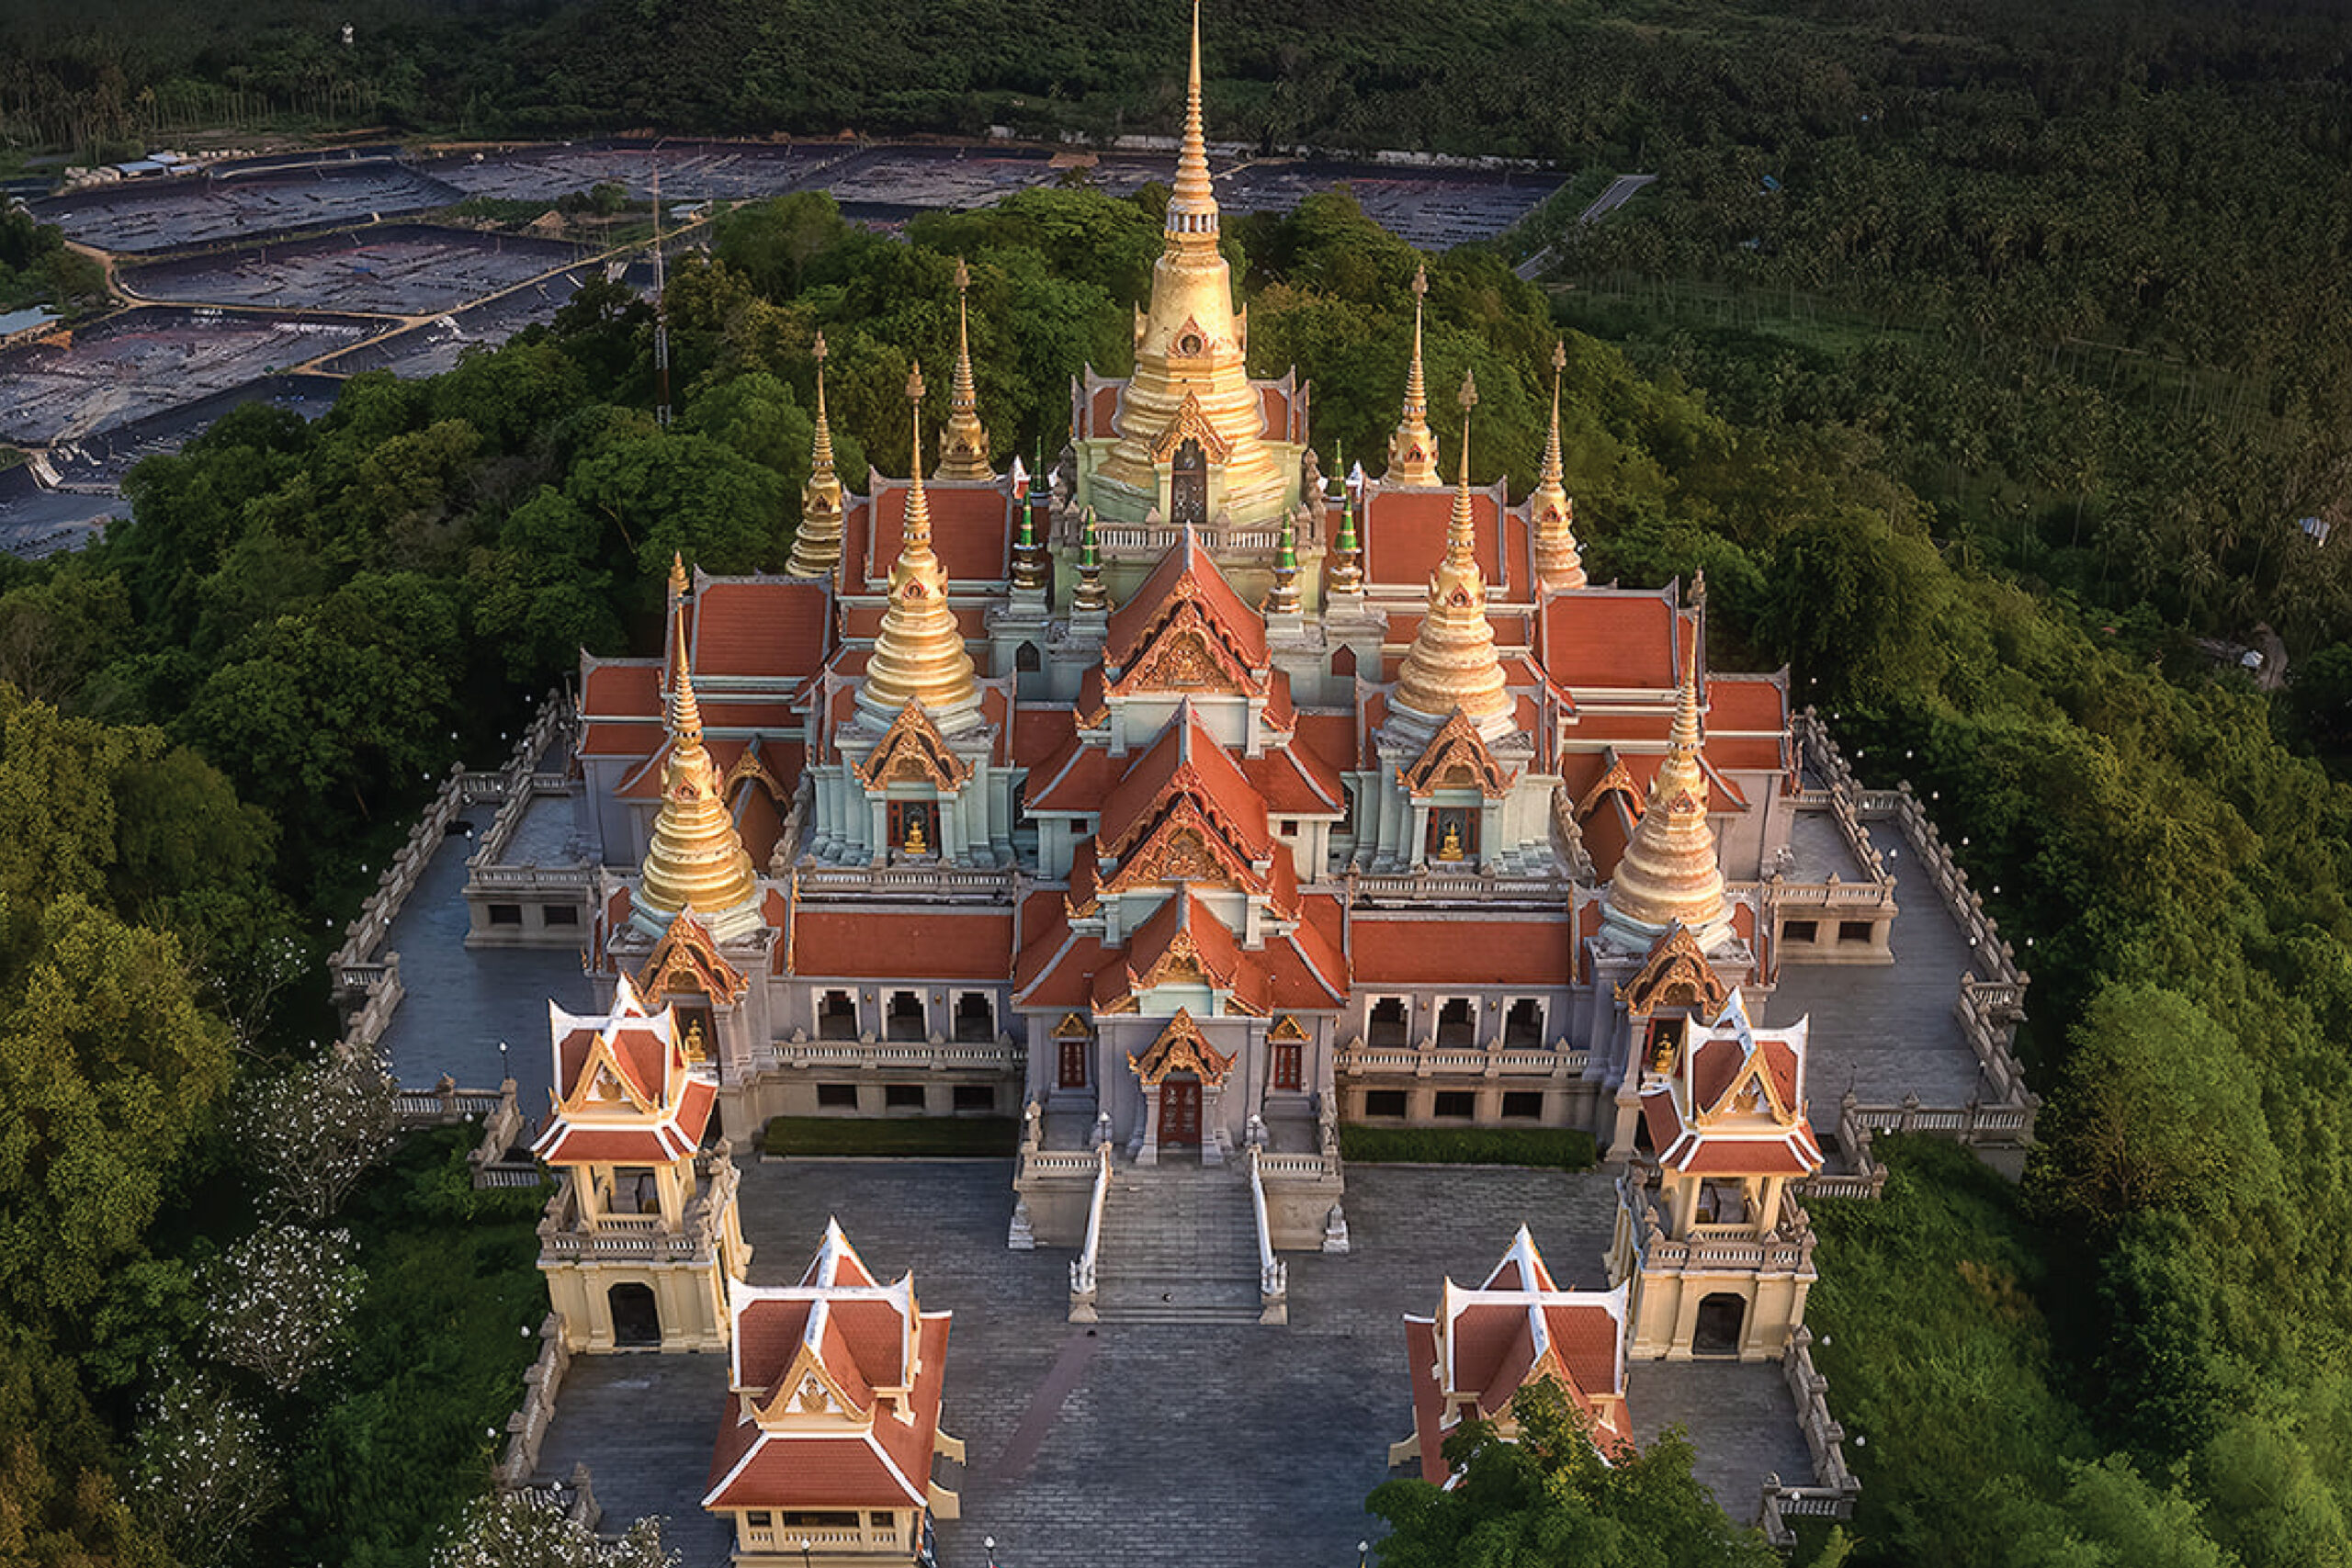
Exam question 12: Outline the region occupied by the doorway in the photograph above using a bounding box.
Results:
[607,1282,661,1348]
[1693,1292,1747,1358]
[1159,1077,1203,1146]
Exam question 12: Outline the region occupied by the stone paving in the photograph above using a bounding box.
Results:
[376,805,594,1103]
[1772,816,1995,1128]
[535,1159,1811,1567]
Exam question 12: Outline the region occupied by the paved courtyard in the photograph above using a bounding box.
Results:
[377,796,594,1102]
[535,1160,1811,1567]
[1773,815,1996,1127]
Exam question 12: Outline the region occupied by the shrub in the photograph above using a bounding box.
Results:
[1338,1124,1597,1170]
[760,1115,1018,1157]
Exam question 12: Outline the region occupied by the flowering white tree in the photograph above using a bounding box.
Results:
[130,1371,283,1567]
[435,1490,678,1568]
[239,1039,401,1221]
[199,1223,366,1393]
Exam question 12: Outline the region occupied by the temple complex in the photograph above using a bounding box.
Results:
[522,12,1876,1545]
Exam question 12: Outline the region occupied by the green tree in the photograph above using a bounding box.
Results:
[2034,984,2279,1227]
[1367,1382,1783,1568]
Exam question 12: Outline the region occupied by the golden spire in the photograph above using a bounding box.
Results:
[858,364,981,723]
[1386,265,1441,487]
[1090,0,1289,526]
[1529,340,1586,590]
[636,595,758,938]
[786,331,845,579]
[667,548,690,604]
[1170,0,1218,239]
[1602,658,1733,951]
[1391,373,1510,727]
[935,259,994,481]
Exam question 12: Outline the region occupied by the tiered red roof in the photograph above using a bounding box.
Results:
[531,976,718,1166]
[1399,1227,1631,1485]
[1352,915,1570,987]
[1639,991,1824,1177]
[703,1222,955,1514]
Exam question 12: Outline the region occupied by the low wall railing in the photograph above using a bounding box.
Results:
[1068,1143,1112,1324]
[1249,1148,1288,1325]
[493,1314,572,1490]
[1758,1325,1860,1545]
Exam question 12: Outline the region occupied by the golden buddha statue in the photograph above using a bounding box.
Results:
[903,810,931,856]
[1436,819,1466,862]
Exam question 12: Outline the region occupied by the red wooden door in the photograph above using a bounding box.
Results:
[1159,1078,1202,1145]
[1058,1039,1089,1089]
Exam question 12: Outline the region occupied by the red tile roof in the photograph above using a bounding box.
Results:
[1095,707,1272,863]
[1012,705,1077,771]
[1538,593,1680,691]
[790,908,1012,981]
[867,479,1011,582]
[692,580,831,680]
[1292,712,1362,775]
[582,660,662,722]
[1363,485,1505,592]
[1351,916,1570,987]
[1106,528,1269,671]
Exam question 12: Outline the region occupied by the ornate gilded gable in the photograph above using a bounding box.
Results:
[636,909,750,1007]
[1113,606,1257,697]
[1397,708,1517,799]
[1269,1013,1311,1043]
[1129,1009,1237,1086]
[1615,922,1730,1017]
[1101,802,1263,897]
[1149,389,1235,464]
[1577,756,1644,822]
[1053,1012,1094,1041]
[722,746,789,810]
[854,701,976,792]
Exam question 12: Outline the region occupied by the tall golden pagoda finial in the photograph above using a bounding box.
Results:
[786,331,846,578]
[636,592,759,939]
[1530,339,1586,591]
[1386,265,1442,487]
[935,258,994,481]
[858,363,981,723]
[1090,0,1290,527]
[1601,655,1733,952]
[1170,0,1217,239]
[1391,372,1510,727]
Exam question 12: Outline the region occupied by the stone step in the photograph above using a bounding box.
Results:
[1093,1303,1270,1325]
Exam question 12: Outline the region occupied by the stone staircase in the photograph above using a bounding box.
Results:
[1092,1161,1265,1325]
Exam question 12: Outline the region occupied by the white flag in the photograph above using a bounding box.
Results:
[1011,455,1030,499]
[1348,460,1367,495]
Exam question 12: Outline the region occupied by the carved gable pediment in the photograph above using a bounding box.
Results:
[1269,1013,1311,1043]
[1398,709,1516,799]
[1102,805,1261,897]
[1053,1012,1093,1041]
[1614,922,1729,1018]
[636,909,749,1006]
[1577,756,1643,823]
[854,701,975,793]
[1128,1009,1236,1087]
[1149,389,1235,465]
[723,746,788,810]
[1116,616,1251,697]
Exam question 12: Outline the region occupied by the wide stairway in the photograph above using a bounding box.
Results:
[1092,1160,1265,1325]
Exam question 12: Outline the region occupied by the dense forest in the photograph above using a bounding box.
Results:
[1,1,2351,1565]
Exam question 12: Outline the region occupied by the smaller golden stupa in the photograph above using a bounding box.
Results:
[1529,340,1587,591]
[1601,660,1734,951]
[858,365,983,726]
[635,590,760,940]
[1389,372,1511,728]
[786,332,845,579]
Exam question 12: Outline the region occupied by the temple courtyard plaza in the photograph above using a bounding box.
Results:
[533,1159,1815,1568]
